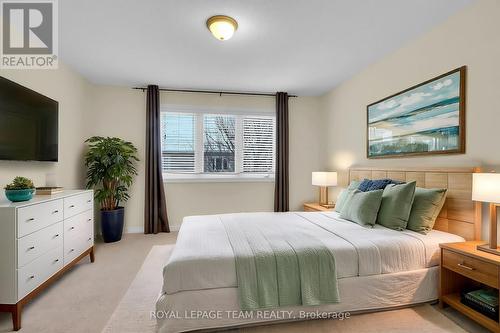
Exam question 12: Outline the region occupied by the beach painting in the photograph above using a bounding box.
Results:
[367,67,465,158]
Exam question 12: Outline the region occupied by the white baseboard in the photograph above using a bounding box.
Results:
[124,225,180,234]
[125,226,144,234]
[169,224,181,232]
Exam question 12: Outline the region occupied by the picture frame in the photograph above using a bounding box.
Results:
[367,66,466,159]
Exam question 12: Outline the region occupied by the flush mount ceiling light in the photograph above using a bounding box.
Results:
[206,15,238,41]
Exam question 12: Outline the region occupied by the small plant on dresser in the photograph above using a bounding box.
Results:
[4,177,35,202]
[84,136,139,243]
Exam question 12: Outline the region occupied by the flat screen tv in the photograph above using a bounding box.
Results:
[0,76,58,161]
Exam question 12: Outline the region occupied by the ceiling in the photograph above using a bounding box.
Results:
[59,0,472,96]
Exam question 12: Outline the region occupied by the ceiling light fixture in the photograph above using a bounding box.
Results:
[206,15,238,41]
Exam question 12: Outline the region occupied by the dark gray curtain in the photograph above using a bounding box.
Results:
[274,92,289,212]
[145,85,170,233]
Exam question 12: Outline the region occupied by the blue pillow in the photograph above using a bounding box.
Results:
[358,178,403,192]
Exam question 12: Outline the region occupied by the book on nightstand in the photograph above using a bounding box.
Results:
[461,288,499,321]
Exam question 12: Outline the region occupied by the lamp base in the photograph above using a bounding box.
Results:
[477,243,500,256]
[320,203,335,209]
[318,186,329,207]
[478,204,500,256]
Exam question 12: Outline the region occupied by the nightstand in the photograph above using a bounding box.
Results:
[303,203,334,212]
[440,241,500,332]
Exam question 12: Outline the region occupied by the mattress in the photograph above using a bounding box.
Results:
[162,211,464,295]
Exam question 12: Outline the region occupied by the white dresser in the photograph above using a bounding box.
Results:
[0,190,94,331]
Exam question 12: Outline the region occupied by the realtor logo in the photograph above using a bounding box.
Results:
[1,0,58,69]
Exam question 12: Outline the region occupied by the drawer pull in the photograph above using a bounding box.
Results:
[70,226,75,230]
[87,218,92,222]
[88,237,92,241]
[458,263,475,271]
[70,248,75,252]
[28,246,35,250]
[54,234,60,238]
[54,259,59,263]
[69,205,75,208]
[29,275,35,279]
[53,210,59,214]
[87,200,91,203]
[27,218,35,222]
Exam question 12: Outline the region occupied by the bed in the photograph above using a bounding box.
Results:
[156,167,482,333]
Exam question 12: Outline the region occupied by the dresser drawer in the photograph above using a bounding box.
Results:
[17,222,63,268]
[17,199,63,238]
[64,192,93,218]
[17,246,63,300]
[64,210,93,266]
[442,249,499,288]
[64,210,93,241]
[64,235,92,266]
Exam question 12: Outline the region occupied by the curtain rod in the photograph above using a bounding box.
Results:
[132,87,298,98]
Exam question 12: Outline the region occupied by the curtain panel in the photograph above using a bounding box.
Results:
[274,92,289,212]
[145,85,170,233]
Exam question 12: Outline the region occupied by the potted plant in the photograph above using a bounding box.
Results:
[84,136,139,243]
[4,177,35,202]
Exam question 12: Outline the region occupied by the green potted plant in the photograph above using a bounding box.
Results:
[84,136,139,243]
[4,176,35,202]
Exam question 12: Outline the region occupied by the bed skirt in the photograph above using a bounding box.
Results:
[156,266,439,333]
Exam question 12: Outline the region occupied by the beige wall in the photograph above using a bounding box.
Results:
[88,88,324,231]
[7,1,493,235]
[84,86,145,232]
[0,70,323,233]
[0,63,92,199]
[320,0,500,237]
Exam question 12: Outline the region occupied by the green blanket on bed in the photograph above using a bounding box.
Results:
[220,213,339,310]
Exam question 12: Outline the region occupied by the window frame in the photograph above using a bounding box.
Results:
[161,105,276,183]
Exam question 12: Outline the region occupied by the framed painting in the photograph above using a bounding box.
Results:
[367,66,466,158]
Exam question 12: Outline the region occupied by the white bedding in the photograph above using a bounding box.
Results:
[162,211,463,295]
[157,267,440,333]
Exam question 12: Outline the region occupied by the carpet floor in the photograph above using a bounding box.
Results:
[0,233,176,333]
[0,233,491,333]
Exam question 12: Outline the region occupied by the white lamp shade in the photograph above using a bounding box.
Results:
[312,172,338,187]
[472,173,500,203]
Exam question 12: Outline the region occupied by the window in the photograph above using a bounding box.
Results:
[161,108,275,181]
[204,115,235,172]
[243,117,275,173]
[161,113,195,172]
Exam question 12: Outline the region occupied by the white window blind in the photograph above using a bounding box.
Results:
[161,112,195,173]
[161,108,275,181]
[243,116,275,173]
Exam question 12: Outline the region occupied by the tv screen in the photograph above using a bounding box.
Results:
[0,77,58,161]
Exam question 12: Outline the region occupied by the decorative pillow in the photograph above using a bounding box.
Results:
[334,180,361,213]
[358,178,404,192]
[376,181,416,230]
[339,189,384,227]
[407,188,447,234]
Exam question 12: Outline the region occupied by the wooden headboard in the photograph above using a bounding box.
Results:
[348,167,482,241]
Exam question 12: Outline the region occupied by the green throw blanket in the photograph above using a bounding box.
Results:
[220,213,339,310]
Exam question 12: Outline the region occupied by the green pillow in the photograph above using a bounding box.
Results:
[339,189,384,227]
[334,180,361,213]
[376,181,416,230]
[407,187,447,234]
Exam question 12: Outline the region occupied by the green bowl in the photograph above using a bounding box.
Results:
[5,189,35,202]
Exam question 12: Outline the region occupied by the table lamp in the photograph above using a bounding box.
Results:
[472,173,500,255]
[312,172,338,208]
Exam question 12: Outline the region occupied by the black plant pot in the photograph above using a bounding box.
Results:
[101,207,124,243]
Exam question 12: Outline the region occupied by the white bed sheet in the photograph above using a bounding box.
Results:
[162,211,463,295]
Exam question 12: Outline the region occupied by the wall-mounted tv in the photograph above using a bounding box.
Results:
[0,77,58,161]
